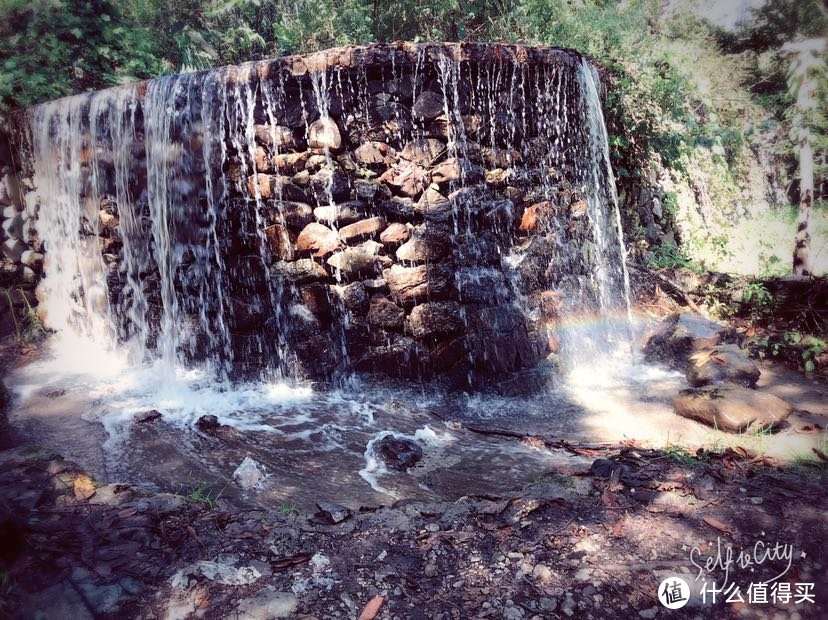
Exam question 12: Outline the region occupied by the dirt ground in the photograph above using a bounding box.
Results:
[0,430,825,619]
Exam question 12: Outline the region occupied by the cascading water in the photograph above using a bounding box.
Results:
[7,43,692,509]
[22,44,635,385]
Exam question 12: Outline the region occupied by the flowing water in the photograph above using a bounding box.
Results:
[13,45,809,509]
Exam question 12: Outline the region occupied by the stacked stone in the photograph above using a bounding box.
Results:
[0,135,43,338]
[14,44,602,387]
[217,57,590,384]
[0,164,41,286]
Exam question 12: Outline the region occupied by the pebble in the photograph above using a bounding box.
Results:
[236,589,299,620]
[425,522,440,532]
[638,606,659,618]
[503,606,522,620]
[561,594,576,617]
[540,597,557,611]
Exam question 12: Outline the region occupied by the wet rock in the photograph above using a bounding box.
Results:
[589,459,631,479]
[301,284,333,322]
[354,178,392,201]
[379,161,428,197]
[263,223,294,261]
[354,141,394,166]
[316,502,352,524]
[400,138,445,165]
[272,259,329,284]
[353,335,429,377]
[338,281,369,313]
[2,238,27,262]
[196,414,221,432]
[396,226,451,263]
[375,436,423,471]
[519,201,553,233]
[673,384,793,432]
[431,158,484,185]
[249,175,309,202]
[380,222,410,246]
[339,216,386,243]
[367,297,405,330]
[384,264,453,305]
[2,212,23,239]
[233,456,267,489]
[412,90,445,121]
[379,196,416,220]
[254,124,296,150]
[408,301,464,339]
[136,409,162,424]
[308,117,342,151]
[327,243,391,279]
[268,200,315,230]
[273,151,310,175]
[685,344,760,388]
[463,305,546,374]
[456,268,510,304]
[570,197,588,218]
[226,255,268,291]
[643,312,738,370]
[311,167,351,203]
[296,222,342,257]
[415,187,451,221]
[313,201,366,226]
[20,250,44,272]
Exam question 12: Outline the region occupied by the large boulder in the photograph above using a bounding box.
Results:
[643,312,738,370]
[685,344,761,388]
[673,384,793,433]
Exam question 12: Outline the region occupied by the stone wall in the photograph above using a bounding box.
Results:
[0,133,41,338]
[12,43,624,388]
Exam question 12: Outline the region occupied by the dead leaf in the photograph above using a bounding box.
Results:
[702,516,734,535]
[358,595,384,620]
[73,475,96,500]
[689,350,716,367]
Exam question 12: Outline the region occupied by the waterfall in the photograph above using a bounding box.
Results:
[575,58,635,355]
[21,44,636,388]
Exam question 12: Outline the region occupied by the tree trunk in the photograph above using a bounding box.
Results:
[793,132,813,276]
[783,38,825,276]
